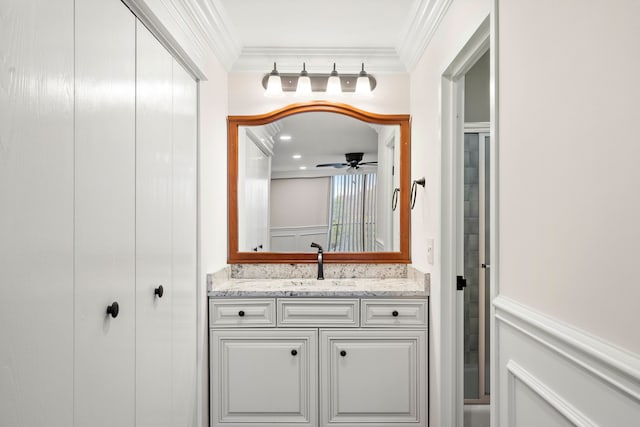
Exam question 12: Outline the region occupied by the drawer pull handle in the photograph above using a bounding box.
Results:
[106,302,119,318]
[291,349,298,356]
[340,350,347,357]
[238,310,245,317]
[392,310,399,317]
[154,285,164,298]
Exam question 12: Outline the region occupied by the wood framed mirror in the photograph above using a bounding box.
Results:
[228,101,410,263]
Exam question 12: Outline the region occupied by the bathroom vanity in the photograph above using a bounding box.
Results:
[208,267,429,427]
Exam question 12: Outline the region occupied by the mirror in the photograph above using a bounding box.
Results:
[228,101,410,263]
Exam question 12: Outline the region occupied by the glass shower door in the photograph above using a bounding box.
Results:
[463,132,490,403]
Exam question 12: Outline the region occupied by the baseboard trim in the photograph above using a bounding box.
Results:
[494,295,640,404]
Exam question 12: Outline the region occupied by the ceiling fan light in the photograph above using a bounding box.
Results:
[326,63,342,96]
[295,62,312,97]
[265,62,284,97]
[355,63,373,97]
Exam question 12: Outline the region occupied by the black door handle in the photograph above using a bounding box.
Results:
[106,302,119,318]
[291,349,298,356]
[392,310,399,317]
[154,285,164,298]
[238,310,245,317]
[340,350,347,357]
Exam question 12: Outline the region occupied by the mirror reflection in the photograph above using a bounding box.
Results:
[237,112,401,253]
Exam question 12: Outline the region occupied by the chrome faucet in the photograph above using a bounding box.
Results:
[310,242,324,280]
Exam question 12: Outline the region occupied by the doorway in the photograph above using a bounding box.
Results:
[440,15,492,427]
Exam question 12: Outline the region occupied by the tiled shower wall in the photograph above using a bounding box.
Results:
[464,133,480,399]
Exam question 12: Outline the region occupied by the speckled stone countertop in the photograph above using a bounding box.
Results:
[208,264,429,298]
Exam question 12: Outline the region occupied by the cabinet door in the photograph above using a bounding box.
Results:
[74,0,136,426]
[171,61,198,426]
[210,329,318,427]
[320,329,427,427]
[135,20,174,427]
[0,1,74,425]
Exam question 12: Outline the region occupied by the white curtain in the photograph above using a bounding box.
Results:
[327,172,377,252]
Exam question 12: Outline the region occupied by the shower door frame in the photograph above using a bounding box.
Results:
[463,126,491,405]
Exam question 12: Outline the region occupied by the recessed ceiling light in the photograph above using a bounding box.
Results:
[292,154,302,159]
[279,135,292,141]
[299,166,307,170]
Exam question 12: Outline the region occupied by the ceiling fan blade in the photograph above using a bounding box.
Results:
[316,163,348,168]
[358,161,378,166]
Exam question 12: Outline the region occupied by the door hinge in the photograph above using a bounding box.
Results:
[456,275,467,291]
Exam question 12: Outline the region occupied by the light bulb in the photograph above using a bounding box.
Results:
[355,63,373,97]
[295,62,312,97]
[326,63,342,96]
[264,62,284,97]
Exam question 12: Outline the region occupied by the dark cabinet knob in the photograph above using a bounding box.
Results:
[154,285,164,298]
[291,349,298,356]
[340,350,347,357]
[392,310,399,317]
[238,310,245,317]
[106,302,119,318]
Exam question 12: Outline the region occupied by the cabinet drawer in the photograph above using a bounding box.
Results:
[278,298,359,327]
[361,299,427,327]
[209,299,276,327]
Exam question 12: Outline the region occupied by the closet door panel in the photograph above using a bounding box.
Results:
[0,1,74,426]
[171,62,198,426]
[74,0,136,426]
[136,21,173,427]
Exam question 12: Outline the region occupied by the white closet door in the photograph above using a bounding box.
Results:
[0,1,74,426]
[136,20,173,427]
[171,62,198,426]
[74,0,136,426]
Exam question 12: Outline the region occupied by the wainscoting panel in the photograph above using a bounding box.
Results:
[270,226,328,253]
[495,296,640,427]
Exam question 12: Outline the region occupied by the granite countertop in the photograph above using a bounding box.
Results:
[208,264,429,298]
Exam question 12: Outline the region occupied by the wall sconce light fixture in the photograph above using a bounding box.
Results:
[326,63,342,96]
[295,63,312,97]
[264,62,284,97]
[355,63,373,97]
[262,62,377,95]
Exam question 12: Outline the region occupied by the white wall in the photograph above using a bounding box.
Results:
[409,0,491,425]
[464,50,489,123]
[228,72,410,115]
[199,64,229,277]
[498,0,640,355]
[197,58,228,427]
[270,178,331,227]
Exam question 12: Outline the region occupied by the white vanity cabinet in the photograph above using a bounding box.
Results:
[209,297,428,427]
[210,329,318,427]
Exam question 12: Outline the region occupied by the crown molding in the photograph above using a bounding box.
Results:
[126,0,452,75]
[178,0,242,70]
[397,0,454,72]
[231,46,406,73]
[245,128,275,157]
[124,0,241,77]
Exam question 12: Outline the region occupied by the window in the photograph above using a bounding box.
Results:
[327,173,377,252]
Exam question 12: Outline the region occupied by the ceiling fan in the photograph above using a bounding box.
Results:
[316,152,377,169]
